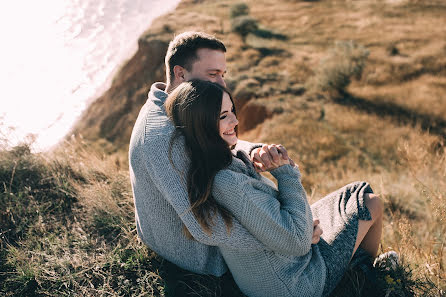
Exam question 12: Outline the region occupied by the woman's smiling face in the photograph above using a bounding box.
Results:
[219,92,238,147]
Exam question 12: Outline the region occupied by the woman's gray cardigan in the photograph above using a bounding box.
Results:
[212,151,326,297]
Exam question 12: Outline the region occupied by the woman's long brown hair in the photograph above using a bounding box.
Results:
[165,80,237,237]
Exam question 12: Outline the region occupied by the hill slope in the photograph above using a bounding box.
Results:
[71,0,446,148]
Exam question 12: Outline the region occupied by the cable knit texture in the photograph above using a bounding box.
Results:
[212,151,326,297]
[129,82,265,276]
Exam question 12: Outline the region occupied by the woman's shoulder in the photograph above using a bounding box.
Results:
[214,156,256,188]
[215,157,248,182]
[228,150,261,176]
[214,155,276,194]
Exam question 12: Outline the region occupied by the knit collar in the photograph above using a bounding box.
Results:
[149,82,168,103]
[228,150,261,180]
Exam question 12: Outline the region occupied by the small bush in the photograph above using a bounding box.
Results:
[230,3,249,18]
[231,16,259,37]
[312,40,369,94]
[253,28,287,40]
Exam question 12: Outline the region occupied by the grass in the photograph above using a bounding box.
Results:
[0,140,166,296]
[2,123,444,296]
[0,139,247,296]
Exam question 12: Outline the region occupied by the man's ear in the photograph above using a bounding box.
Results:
[173,65,186,83]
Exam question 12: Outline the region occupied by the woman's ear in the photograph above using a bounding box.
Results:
[173,65,186,83]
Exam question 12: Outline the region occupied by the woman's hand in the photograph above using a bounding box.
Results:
[312,219,323,244]
[266,150,290,171]
[251,144,295,172]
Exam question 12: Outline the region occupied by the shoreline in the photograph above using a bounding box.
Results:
[1,0,182,152]
[85,0,182,112]
[62,0,183,152]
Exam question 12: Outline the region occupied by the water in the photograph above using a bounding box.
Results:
[0,0,180,151]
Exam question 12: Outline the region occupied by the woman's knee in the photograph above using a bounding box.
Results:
[365,193,383,221]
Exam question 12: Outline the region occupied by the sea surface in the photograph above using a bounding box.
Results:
[0,0,180,151]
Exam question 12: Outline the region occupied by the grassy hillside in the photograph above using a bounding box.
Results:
[2,0,445,296]
[0,141,167,296]
[0,141,440,296]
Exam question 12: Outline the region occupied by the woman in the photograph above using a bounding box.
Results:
[165,80,385,297]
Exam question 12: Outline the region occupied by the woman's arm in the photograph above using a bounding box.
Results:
[212,164,314,256]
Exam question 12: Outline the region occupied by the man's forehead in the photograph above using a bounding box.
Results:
[194,48,226,66]
[192,62,227,73]
[196,47,225,56]
[205,67,227,73]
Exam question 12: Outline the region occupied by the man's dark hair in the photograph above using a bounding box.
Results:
[165,31,226,84]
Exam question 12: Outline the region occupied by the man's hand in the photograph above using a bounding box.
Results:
[312,219,323,244]
[250,144,295,172]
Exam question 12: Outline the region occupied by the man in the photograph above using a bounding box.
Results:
[129,31,315,276]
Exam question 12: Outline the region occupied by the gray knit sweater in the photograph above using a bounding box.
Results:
[212,151,327,297]
[129,82,267,276]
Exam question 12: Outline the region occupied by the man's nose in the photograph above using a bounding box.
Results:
[217,75,226,87]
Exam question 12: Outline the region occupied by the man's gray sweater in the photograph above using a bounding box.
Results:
[129,83,268,276]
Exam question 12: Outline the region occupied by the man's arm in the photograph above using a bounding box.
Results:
[144,121,266,251]
[233,139,262,156]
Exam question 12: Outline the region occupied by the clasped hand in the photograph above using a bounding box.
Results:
[250,144,295,172]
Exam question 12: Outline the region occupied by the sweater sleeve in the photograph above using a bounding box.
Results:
[143,117,266,251]
[234,139,263,156]
[213,164,314,256]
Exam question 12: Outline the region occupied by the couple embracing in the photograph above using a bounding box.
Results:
[129,32,390,297]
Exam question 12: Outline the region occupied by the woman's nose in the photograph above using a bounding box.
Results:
[232,115,239,126]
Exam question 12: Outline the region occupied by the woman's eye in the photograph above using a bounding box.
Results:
[220,115,227,120]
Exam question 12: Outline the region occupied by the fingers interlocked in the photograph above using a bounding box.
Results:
[251,144,292,172]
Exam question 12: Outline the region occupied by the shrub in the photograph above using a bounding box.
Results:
[0,145,77,245]
[253,28,287,40]
[230,3,249,18]
[231,16,259,37]
[312,40,369,94]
